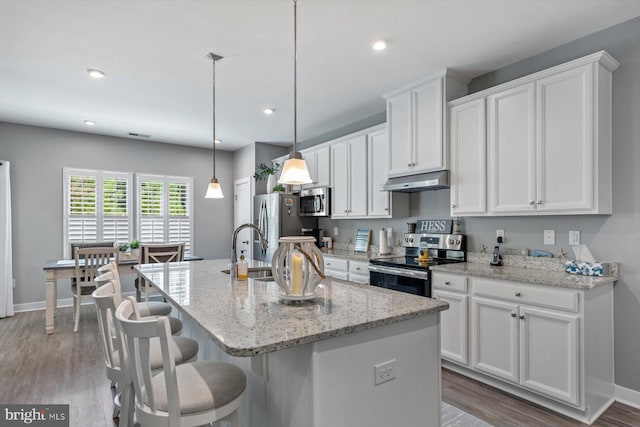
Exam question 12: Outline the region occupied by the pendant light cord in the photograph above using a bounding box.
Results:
[212,55,217,179]
[293,0,298,155]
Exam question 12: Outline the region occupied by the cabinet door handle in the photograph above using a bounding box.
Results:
[529,200,535,206]
[356,267,361,270]
[445,281,451,285]
[515,292,521,297]
[511,313,517,318]
[326,263,331,266]
[519,315,525,320]
[451,204,456,209]
[407,163,412,167]
[537,200,542,205]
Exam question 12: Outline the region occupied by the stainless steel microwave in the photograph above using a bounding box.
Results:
[299,187,330,216]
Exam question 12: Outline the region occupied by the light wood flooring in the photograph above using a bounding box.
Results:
[1,307,639,426]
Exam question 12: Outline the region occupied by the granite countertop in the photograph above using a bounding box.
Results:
[136,258,448,357]
[320,248,397,262]
[430,261,617,290]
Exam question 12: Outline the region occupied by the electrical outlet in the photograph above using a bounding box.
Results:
[569,230,581,245]
[544,229,556,245]
[496,229,505,243]
[333,227,339,236]
[375,359,396,385]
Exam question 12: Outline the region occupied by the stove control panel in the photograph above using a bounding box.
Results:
[403,233,466,251]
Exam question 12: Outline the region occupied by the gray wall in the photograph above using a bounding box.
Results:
[320,17,640,392]
[255,142,289,195]
[0,122,234,306]
[232,143,255,182]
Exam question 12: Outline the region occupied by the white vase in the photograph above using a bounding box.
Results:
[266,175,275,194]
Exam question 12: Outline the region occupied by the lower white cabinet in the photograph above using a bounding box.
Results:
[324,256,369,284]
[434,270,614,424]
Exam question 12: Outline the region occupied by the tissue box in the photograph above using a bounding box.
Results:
[565,260,604,276]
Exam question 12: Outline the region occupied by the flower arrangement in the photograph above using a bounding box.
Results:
[253,162,280,181]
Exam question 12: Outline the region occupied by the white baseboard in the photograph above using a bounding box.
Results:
[13,291,137,313]
[616,384,640,410]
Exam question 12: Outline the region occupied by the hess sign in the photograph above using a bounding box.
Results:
[416,219,452,234]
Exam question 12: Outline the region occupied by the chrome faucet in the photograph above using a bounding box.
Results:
[230,223,268,276]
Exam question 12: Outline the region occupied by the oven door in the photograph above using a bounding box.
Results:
[368,264,431,297]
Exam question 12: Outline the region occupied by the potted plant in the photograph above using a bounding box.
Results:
[129,239,140,258]
[253,162,280,194]
[272,184,286,193]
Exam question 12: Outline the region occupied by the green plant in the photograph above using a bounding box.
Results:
[119,243,129,252]
[272,184,286,192]
[129,240,140,249]
[253,162,280,181]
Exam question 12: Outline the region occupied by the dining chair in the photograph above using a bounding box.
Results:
[137,242,185,301]
[94,288,199,427]
[72,247,118,332]
[95,263,182,335]
[115,297,246,427]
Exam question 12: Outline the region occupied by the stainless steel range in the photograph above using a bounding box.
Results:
[369,233,466,297]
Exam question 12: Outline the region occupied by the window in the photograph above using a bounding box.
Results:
[137,174,193,255]
[63,168,133,258]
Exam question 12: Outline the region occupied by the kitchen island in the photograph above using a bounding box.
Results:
[136,258,449,427]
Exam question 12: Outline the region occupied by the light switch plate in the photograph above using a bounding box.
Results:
[569,230,580,245]
[544,229,555,245]
[333,227,339,236]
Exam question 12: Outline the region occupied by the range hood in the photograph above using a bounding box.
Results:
[382,170,449,192]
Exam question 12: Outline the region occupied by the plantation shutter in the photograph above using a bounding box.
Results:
[137,174,193,255]
[63,168,132,258]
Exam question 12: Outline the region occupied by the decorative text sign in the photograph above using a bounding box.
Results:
[416,219,452,234]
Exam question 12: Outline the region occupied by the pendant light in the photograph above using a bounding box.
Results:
[279,0,312,185]
[205,52,224,199]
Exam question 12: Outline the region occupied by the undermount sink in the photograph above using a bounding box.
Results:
[221,266,273,279]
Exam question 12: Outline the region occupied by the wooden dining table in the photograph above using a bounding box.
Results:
[42,254,202,334]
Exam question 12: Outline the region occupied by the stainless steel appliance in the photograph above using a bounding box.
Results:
[301,228,323,247]
[369,233,466,297]
[253,193,317,262]
[299,187,330,216]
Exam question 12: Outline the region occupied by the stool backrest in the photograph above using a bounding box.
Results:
[92,282,122,374]
[140,243,185,264]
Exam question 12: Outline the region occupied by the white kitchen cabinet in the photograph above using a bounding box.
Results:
[449,51,618,217]
[331,135,367,218]
[384,69,468,178]
[470,277,582,407]
[367,128,391,217]
[487,83,536,213]
[450,98,487,216]
[301,145,330,189]
[348,260,370,284]
[324,256,349,281]
[432,272,469,365]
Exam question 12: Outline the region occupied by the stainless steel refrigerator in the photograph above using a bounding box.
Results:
[253,193,317,262]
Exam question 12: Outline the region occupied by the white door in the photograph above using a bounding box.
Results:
[471,297,519,383]
[433,290,468,365]
[234,177,253,260]
[519,305,580,406]
[536,64,593,212]
[387,91,413,177]
[331,141,350,218]
[450,99,487,216]
[413,78,444,172]
[348,135,368,217]
[367,129,390,217]
[488,83,536,213]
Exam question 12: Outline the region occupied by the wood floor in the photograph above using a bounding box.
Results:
[1,307,639,427]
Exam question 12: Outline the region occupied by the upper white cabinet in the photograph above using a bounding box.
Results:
[300,145,330,189]
[367,128,391,217]
[450,98,487,216]
[384,69,469,178]
[331,135,368,218]
[449,51,618,216]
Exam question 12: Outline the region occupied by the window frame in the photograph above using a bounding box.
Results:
[62,167,133,258]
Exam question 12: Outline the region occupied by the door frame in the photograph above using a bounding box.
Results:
[234,177,253,260]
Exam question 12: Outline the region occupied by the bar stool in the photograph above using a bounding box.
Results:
[93,284,199,427]
[115,297,246,427]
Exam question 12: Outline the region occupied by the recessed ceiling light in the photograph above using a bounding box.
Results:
[372,40,387,51]
[264,107,276,115]
[84,120,96,126]
[87,69,105,79]
[214,139,221,144]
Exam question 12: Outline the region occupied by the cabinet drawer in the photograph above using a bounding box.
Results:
[326,270,349,281]
[472,277,580,313]
[432,272,467,292]
[349,261,369,276]
[324,257,348,272]
[349,273,370,285]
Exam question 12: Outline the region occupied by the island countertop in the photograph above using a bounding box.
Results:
[135,258,448,357]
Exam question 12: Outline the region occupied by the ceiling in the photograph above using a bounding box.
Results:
[1,0,639,152]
